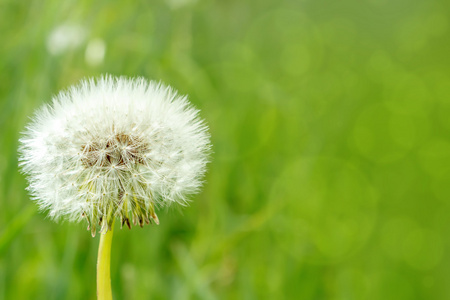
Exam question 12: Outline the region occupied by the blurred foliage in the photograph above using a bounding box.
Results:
[1,0,450,299]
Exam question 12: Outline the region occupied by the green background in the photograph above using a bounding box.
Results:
[1,0,450,299]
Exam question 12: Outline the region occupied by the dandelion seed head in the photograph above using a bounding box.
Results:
[19,75,211,235]
[46,23,86,55]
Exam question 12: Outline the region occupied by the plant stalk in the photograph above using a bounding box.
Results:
[97,223,114,300]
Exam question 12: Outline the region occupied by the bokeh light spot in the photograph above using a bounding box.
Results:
[271,156,377,263]
[352,104,416,163]
[418,139,450,179]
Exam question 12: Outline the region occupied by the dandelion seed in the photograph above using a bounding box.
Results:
[85,38,106,66]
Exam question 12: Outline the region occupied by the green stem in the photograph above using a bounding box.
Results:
[97,223,114,300]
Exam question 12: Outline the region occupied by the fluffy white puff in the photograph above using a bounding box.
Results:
[19,75,211,235]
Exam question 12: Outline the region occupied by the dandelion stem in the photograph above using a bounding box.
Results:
[97,222,114,300]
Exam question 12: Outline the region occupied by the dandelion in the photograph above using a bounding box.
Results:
[18,75,211,299]
[46,23,86,55]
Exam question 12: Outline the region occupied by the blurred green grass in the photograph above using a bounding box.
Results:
[1,0,450,299]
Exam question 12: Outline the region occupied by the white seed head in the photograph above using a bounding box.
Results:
[19,75,211,236]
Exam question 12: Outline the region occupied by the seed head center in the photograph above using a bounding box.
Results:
[81,133,147,167]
